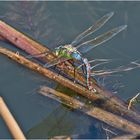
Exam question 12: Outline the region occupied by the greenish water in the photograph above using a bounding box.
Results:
[0,1,140,139]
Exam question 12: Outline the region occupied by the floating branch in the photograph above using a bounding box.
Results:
[0,21,140,124]
[38,86,140,134]
[0,97,26,139]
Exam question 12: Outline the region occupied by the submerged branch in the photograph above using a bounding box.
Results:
[38,86,140,134]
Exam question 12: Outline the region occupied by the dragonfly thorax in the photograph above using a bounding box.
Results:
[55,44,82,61]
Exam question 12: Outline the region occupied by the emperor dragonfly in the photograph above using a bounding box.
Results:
[27,12,127,91]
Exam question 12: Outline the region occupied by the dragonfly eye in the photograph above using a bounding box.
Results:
[55,45,63,56]
[55,46,62,51]
[55,51,59,56]
[72,52,81,60]
[55,49,59,56]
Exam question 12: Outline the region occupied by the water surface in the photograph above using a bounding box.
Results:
[0,1,140,139]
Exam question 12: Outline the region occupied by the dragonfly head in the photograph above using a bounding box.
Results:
[55,45,63,56]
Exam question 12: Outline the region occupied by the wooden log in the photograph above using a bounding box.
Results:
[0,47,140,125]
[0,97,26,139]
[0,21,140,124]
[38,86,140,134]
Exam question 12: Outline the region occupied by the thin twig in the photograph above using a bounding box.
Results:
[128,93,140,110]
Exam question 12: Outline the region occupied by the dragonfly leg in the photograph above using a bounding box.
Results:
[57,69,62,76]
[54,65,57,70]
[82,64,86,75]
[72,62,76,83]
[66,60,77,83]
[73,67,76,83]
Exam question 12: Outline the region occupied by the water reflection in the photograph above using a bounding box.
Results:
[2,1,64,49]
[27,105,92,139]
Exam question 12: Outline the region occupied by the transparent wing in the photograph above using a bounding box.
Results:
[44,57,70,68]
[26,51,49,59]
[26,51,71,68]
[77,25,127,53]
[77,58,112,69]
[71,12,114,46]
[91,60,140,76]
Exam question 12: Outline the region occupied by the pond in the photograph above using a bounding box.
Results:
[0,1,140,139]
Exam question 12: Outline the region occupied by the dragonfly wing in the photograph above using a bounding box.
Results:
[91,60,140,76]
[77,25,127,53]
[26,51,49,59]
[44,57,70,68]
[71,12,114,46]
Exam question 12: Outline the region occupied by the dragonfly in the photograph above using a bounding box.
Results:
[27,12,127,92]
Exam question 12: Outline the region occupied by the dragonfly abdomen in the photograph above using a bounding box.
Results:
[82,58,96,92]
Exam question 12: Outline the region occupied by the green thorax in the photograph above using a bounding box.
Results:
[55,45,77,59]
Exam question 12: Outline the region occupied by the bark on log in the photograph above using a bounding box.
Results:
[0,97,26,139]
[0,21,140,124]
[38,86,140,134]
